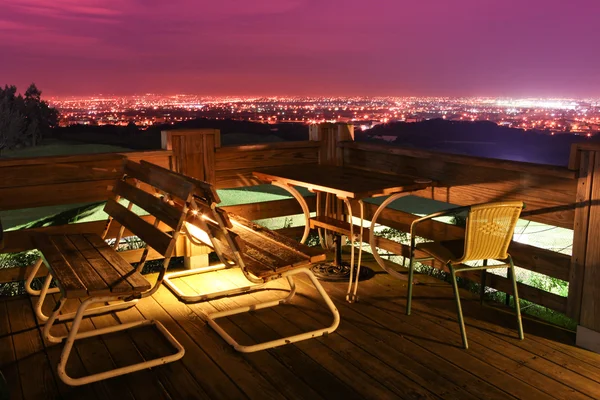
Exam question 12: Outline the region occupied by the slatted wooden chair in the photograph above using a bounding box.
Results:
[163,177,340,353]
[24,160,194,386]
[406,201,525,349]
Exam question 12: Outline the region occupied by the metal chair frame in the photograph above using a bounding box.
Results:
[24,160,190,385]
[164,188,340,353]
[406,202,525,349]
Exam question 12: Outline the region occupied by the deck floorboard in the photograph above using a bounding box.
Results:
[3,256,600,400]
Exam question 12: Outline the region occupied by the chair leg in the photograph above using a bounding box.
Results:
[206,267,340,353]
[406,254,416,315]
[480,260,488,305]
[450,264,468,349]
[25,258,60,297]
[509,257,525,340]
[282,276,297,304]
[34,273,55,322]
[506,267,512,306]
[47,295,185,386]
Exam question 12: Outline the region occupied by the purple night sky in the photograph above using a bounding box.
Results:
[1,0,599,97]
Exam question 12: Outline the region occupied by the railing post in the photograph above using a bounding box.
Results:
[309,123,354,166]
[161,129,221,184]
[309,123,355,231]
[568,143,600,353]
[162,129,221,268]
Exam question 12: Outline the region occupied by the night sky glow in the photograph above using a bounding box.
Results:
[1,0,599,97]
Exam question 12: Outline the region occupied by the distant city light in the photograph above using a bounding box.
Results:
[496,99,578,110]
[48,94,599,137]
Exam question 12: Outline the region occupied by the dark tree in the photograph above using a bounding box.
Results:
[0,83,58,154]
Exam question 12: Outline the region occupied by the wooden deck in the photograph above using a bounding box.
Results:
[2,255,600,400]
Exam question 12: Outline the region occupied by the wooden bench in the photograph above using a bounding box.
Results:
[163,177,340,353]
[25,160,197,386]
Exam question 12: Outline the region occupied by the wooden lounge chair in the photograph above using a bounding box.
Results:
[406,201,525,349]
[24,160,194,386]
[163,176,341,353]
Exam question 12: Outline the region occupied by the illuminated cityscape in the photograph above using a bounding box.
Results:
[50,95,600,136]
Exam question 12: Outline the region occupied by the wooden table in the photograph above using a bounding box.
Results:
[253,164,434,302]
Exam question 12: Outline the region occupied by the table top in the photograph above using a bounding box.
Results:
[253,164,433,199]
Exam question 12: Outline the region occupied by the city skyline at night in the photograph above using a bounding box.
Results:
[1,0,599,98]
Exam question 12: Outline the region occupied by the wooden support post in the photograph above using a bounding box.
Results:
[161,129,221,184]
[309,123,355,241]
[309,123,354,166]
[182,236,210,269]
[162,129,220,267]
[568,143,600,353]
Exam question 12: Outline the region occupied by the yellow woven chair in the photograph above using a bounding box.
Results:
[406,201,525,349]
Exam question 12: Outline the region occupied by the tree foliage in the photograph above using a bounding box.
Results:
[0,83,58,154]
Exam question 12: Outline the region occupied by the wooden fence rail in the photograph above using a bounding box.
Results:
[2,127,599,350]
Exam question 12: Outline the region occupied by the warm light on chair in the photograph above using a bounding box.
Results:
[184,220,213,247]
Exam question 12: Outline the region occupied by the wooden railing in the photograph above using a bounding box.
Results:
[1,126,599,346]
[0,150,173,210]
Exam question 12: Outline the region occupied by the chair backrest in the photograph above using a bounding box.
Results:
[103,160,196,264]
[180,178,250,276]
[457,201,523,262]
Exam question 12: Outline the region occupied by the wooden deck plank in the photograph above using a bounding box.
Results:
[356,273,591,400]
[272,282,509,398]
[405,296,596,400]
[381,262,600,378]
[177,272,327,400]
[304,271,543,400]
[5,253,600,400]
[113,298,212,400]
[149,283,287,400]
[184,273,368,400]
[353,254,600,397]
[56,295,136,400]
[113,287,247,400]
[212,269,445,400]
[7,297,60,400]
[38,295,103,400]
[0,299,23,400]
[178,269,367,400]
[183,272,413,400]
[392,275,600,398]
[83,304,172,400]
[257,277,481,400]
[421,294,600,387]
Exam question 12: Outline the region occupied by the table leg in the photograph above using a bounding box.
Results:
[369,193,415,282]
[344,199,365,303]
[271,181,311,244]
[316,192,334,250]
[334,235,342,266]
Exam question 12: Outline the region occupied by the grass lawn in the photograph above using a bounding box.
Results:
[0,138,132,158]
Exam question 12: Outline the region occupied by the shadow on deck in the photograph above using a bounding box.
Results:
[2,255,600,400]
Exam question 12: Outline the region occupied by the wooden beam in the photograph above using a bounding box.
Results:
[342,144,578,229]
[567,151,594,319]
[216,145,318,172]
[368,231,568,313]
[162,129,220,184]
[580,151,600,331]
[342,141,576,179]
[352,200,571,281]
[222,197,316,221]
[0,150,173,210]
